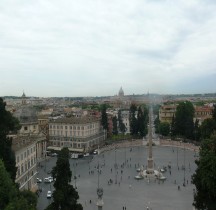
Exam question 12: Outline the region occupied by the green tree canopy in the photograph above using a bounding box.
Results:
[129,104,138,135]
[200,118,216,139]
[101,104,108,130]
[137,106,148,137]
[46,147,83,210]
[159,122,170,136]
[0,159,37,210]
[0,97,21,181]
[192,134,216,210]
[174,101,195,139]
[118,110,126,134]
[112,116,118,135]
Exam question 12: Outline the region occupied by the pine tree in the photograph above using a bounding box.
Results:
[129,104,138,136]
[46,147,83,210]
[118,110,126,134]
[101,104,108,130]
[112,116,118,135]
[174,101,195,139]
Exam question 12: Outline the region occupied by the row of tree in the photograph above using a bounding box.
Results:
[101,104,149,138]
[129,104,148,137]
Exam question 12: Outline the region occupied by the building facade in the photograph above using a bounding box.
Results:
[159,104,213,124]
[13,137,38,191]
[48,116,106,152]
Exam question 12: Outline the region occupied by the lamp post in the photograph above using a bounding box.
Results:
[183,140,186,186]
[74,160,77,189]
[96,149,104,210]
[115,147,117,184]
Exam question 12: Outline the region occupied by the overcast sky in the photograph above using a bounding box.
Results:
[1,0,216,97]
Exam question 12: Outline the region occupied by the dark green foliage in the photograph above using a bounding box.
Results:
[170,116,176,138]
[129,104,148,137]
[0,159,37,210]
[194,119,201,141]
[200,118,216,139]
[137,106,148,137]
[212,104,216,122]
[0,159,18,210]
[112,116,118,135]
[129,104,138,135]
[118,110,126,134]
[20,190,37,208]
[101,104,108,130]
[154,116,160,134]
[159,122,170,136]
[0,98,21,182]
[46,147,83,210]
[174,101,195,139]
[192,135,216,210]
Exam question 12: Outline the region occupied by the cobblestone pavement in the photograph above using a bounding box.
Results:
[37,145,197,210]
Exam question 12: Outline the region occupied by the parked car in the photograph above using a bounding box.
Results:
[47,190,52,198]
[51,153,58,157]
[44,176,53,183]
[37,178,42,183]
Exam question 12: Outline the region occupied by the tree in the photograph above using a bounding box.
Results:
[212,104,216,122]
[154,116,160,134]
[112,116,118,135]
[0,159,37,210]
[194,119,201,141]
[174,101,195,139]
[0,97,21,182]
[46,147,83,210]
[137,106,148,137]
[200,118,216,139]
[118,110,126,134]
[129,104,138,135]
[192,134,216,210]
[101,104,108,130]
[159,122,170,136]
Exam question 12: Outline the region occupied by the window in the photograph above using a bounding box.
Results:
[24,126,28,131]
[50,125,52,129]
[65,126,67,129]
[70,126,72,129]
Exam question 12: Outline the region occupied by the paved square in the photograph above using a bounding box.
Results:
[37,145,197,210]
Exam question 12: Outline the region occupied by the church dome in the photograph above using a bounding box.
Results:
[118,87,124,97]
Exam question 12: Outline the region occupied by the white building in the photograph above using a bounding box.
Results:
[48,116,106,152]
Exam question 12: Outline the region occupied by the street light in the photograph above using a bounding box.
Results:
[115,147,117,184]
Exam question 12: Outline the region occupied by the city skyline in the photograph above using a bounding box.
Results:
[1,0,216,97]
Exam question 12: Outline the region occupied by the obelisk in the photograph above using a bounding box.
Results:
[146,106,154,174]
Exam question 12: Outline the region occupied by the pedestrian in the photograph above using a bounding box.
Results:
[89,199,91,204]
